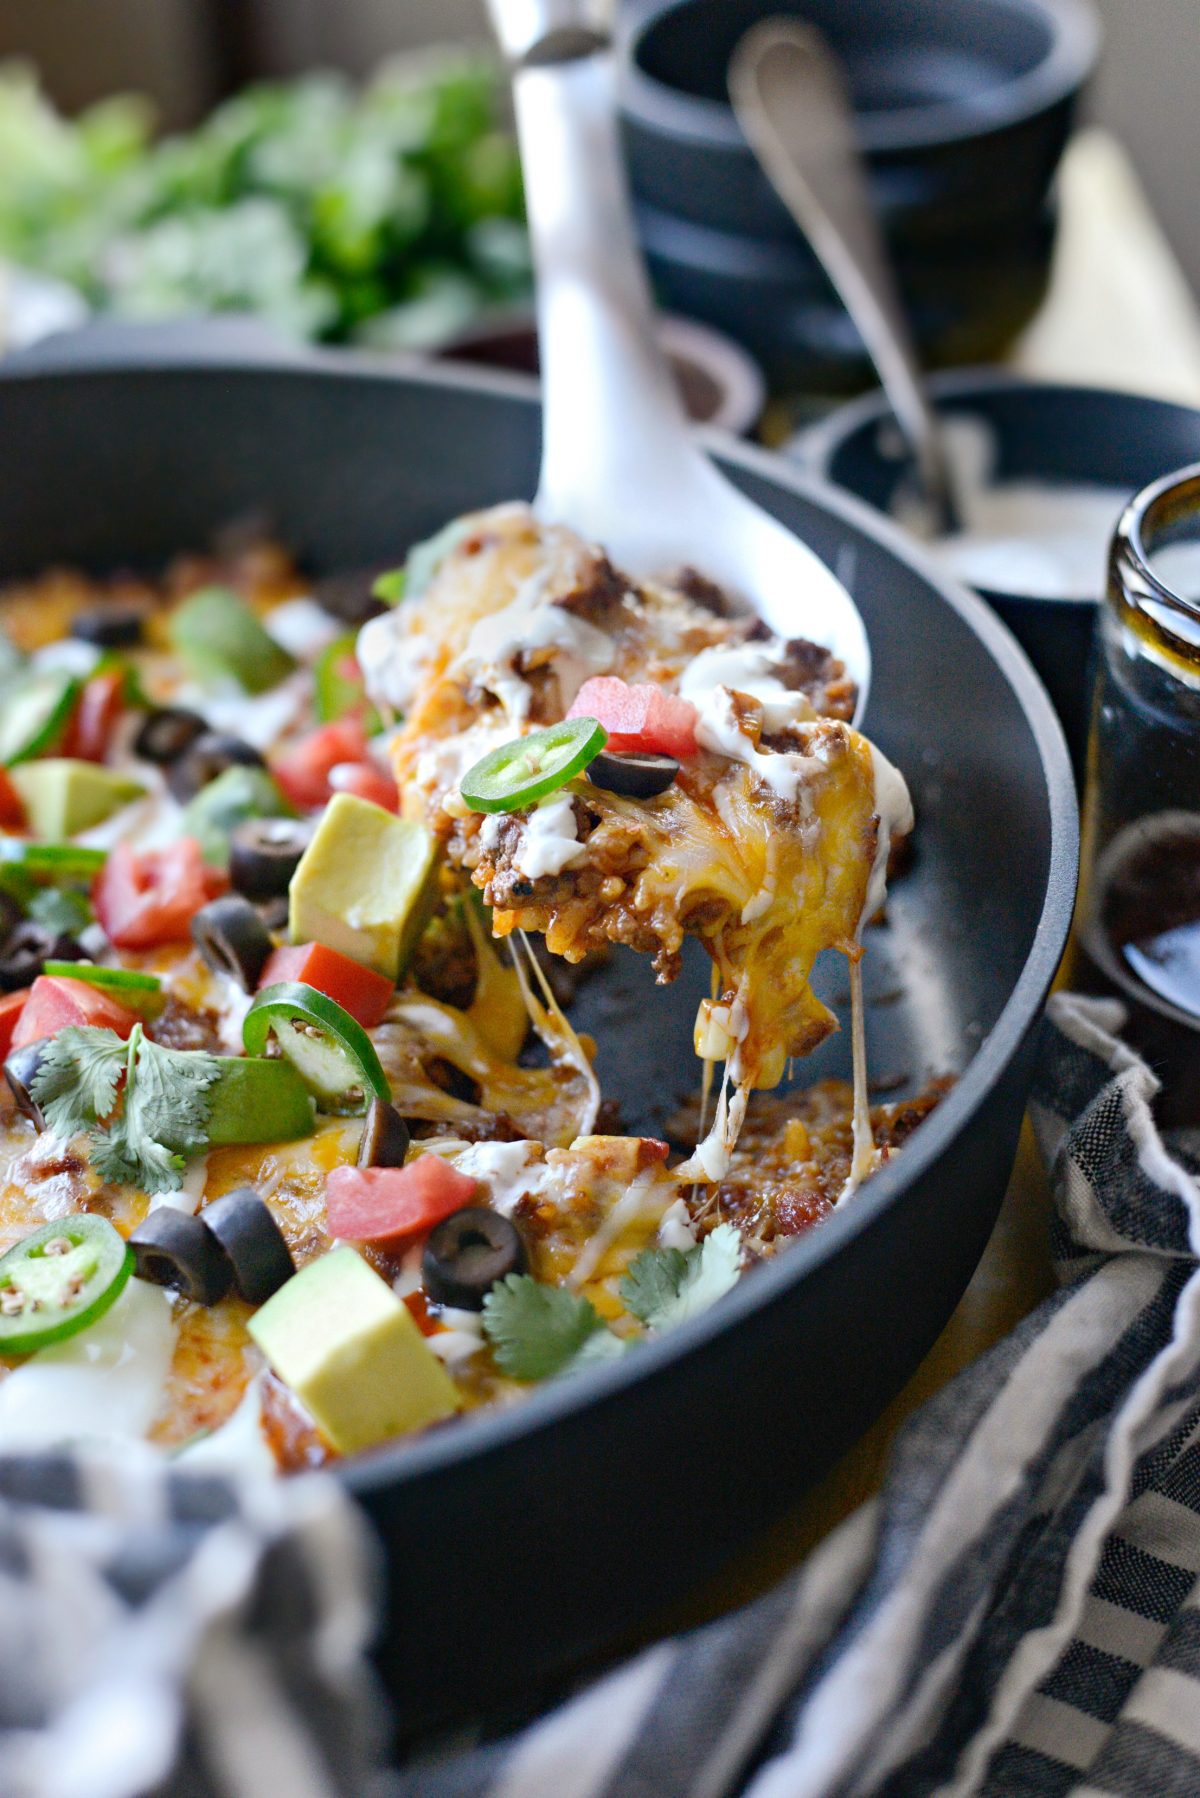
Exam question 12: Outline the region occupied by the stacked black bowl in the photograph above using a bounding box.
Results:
[617,0,1101,395]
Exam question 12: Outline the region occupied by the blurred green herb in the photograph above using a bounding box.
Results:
[0,56,528,347]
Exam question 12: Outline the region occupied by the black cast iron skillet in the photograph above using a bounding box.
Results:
[1,322,1077,1731]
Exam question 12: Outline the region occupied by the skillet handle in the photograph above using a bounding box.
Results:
[488,0,702,534]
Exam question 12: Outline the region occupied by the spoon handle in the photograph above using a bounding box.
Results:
[488,2,700,532]
[730,20,961,535]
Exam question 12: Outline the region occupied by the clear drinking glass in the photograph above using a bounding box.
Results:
[1073,461,1200,1124]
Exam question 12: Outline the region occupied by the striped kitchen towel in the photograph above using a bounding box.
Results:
[5,988,1200,1798]
[391,992,1200,1798]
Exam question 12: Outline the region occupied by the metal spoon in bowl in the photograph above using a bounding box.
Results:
[488,0,871,716]
[729,18,961,537]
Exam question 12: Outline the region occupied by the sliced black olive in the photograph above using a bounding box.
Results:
[422,1206,528,1311]
[190,896,274,992]
[256,896,291,933]
[70,606,144,650]
[4,1040,50,1129]
[229,817,312,903]
[166,731,265,803]
[128,1208,234,1306]
[587,749,679,799]
[357,1097,411,1169]
[0,923,85,992]
[202,1187,295,1305]
[312,568,388,627]
[133,706,208,766]
[0,891,23,946]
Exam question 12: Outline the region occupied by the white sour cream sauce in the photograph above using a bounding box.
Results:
[0,1280,177,1452]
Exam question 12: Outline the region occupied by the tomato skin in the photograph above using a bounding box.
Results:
[258,942,394,1029]
[0,988,30,1058]
[14,975,139,1049]
[568,676,698,759]
[327,762,399,811]
[0,769,25,829]
[62,670,124,763]
[93,838,227,949]
[326,1160,478,1246]
[272,720,371,809]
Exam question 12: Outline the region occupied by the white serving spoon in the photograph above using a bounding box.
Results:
[488,0,871,714]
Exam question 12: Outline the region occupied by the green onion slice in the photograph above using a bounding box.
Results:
[243,981,390,1115]
[460,718,607,815]
[0,1215,133,1357]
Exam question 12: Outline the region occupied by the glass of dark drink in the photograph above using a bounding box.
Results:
[1073,460,1200,1124]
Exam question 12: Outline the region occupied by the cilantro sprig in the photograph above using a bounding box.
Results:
[619,1224,742,1331]
[31,1023,221,1193]
[481,1223,744,1382]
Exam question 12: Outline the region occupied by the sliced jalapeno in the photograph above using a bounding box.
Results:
[42,961,163,1000]
[460,718,607,815]
[0,670,81,766]
[313,632,378,729]
[19,844,108,883]
[0,1215,133,1357]
[243,981,390,1114]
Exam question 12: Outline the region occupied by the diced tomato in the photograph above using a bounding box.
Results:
[259,942,395,1029]
[0,988,30,1058]
[326,1159,478,1246]
[272,719,371,809]
[13,975,139,1050]
[568,676,699,759]
[403,1289,440,1337]
[93,838,227,950]
[62,669,124,763]
[327,762,399,811]
[0,768,25,830]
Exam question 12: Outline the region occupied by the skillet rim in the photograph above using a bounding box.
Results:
[0,336,1079,1495]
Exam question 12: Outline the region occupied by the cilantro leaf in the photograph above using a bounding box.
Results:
[130,1036,221,1162]
[31,1026,127,1138]
[482,1273,614,1380]
[28,1023,221,1193]
[619,1223,742,1332]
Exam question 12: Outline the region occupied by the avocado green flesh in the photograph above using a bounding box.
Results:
[205,1058,316,1145]
[288,793,440,981]
[11,759,145,837]
[247,1247,460,1453]
[168,586,296,695]
[181,764,296,866]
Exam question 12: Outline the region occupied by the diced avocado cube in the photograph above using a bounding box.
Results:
[11,759,144,837]
[288,793,439,980]
[169,586,296,694]
[181,764,296,866]
[248,1247,459,1453]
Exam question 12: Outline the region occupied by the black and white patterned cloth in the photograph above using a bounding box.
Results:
[5,992,1200,1798]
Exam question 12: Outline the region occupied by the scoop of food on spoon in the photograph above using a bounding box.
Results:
[486,0,871,713]
[729,16,960,538]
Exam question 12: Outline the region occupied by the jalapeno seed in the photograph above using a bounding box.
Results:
[422,1206,528,1311]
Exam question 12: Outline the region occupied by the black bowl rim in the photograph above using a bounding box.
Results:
[0,330,1079,1499]
[618,0,1100,157]
[797,366,1200,612]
